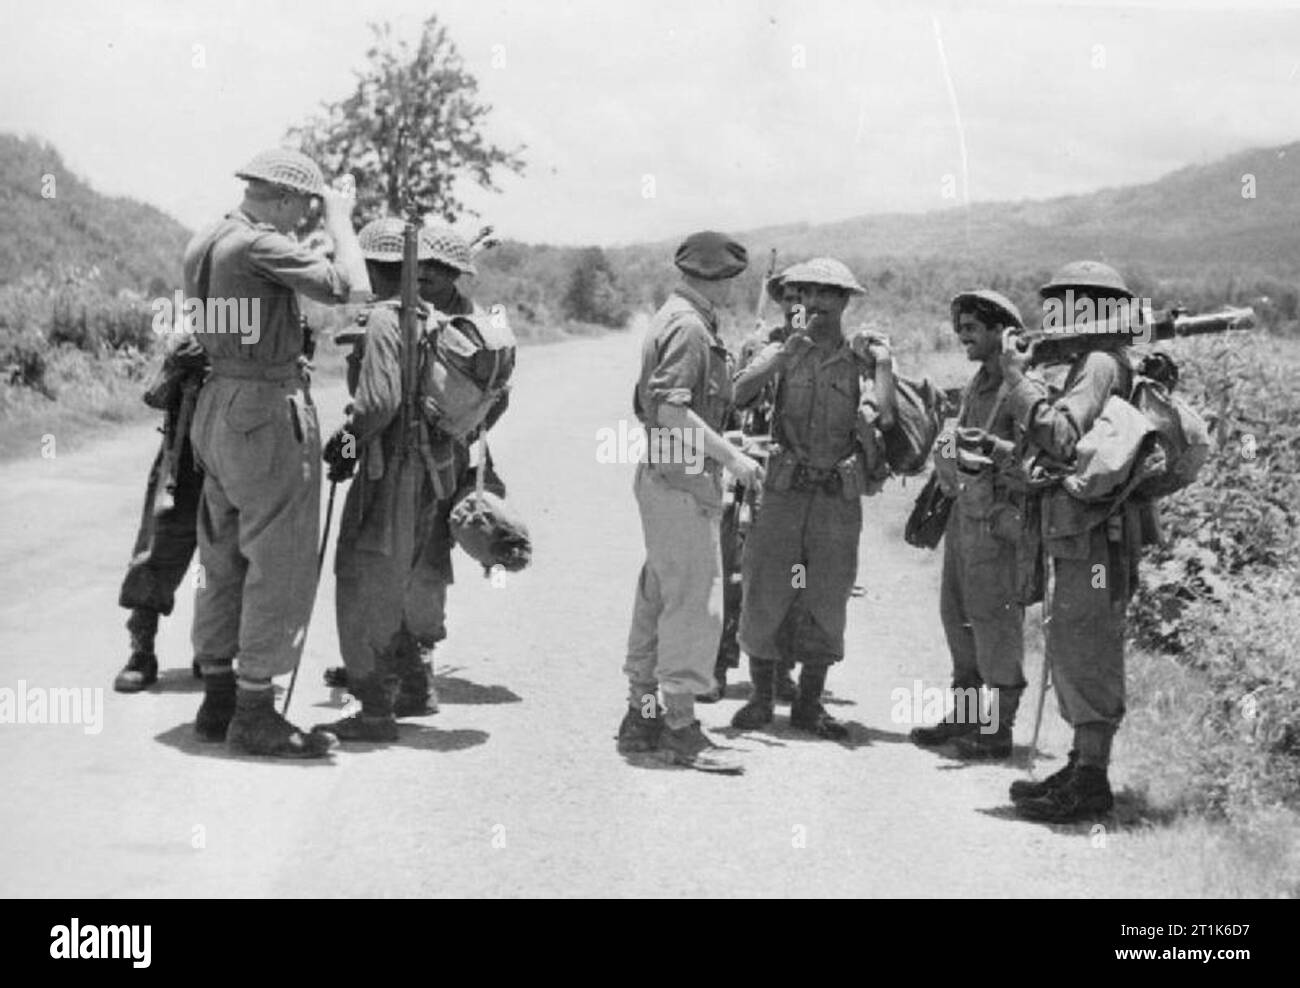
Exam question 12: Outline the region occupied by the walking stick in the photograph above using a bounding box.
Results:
[282,479,337,716]
[1029,556,1055,758]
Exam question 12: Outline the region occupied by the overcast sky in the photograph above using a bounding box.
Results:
[2,0,1299,244]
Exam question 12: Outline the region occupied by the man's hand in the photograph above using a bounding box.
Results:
[323,427,358,483]
[321,187,358,230]
[999,327,1030,381]
[728,451,765,489]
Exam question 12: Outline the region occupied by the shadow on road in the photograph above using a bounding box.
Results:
[153,723,337,767]
[715,720,909,750]
[152,667,205,694]
[434,671,522,705]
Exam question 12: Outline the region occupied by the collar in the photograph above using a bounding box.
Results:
[673,283,719,334]
[228,208,276,232]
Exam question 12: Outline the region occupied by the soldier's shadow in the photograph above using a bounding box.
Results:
[976,787,1175,830]
[715,719,905,750]
[153,723,336,767]
[724,681,854,707]
[152,667,206,694]
[332,722,491,754]
[434,667,522,705]
[934,743,1042,772]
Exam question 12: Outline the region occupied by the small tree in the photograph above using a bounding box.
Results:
[288,16,525,225]
[562,247,629,327]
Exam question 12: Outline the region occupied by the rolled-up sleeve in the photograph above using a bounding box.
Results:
[647,317,709,409]
[248,231,351,304]
[1007,351,1126,462]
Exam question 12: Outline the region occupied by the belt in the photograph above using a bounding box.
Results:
[208,358,303,383]
[791,462,842,495]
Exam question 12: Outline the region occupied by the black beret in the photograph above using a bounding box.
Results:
[674,231,748,281]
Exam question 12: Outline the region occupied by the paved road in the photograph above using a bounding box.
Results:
[0,329,1163,897]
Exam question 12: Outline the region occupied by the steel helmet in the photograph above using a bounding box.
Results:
[779,257,866,295]
[950,289,1024,333]
[1039,260,1133,299]
[419,226,477,275]
[235,148,326,197]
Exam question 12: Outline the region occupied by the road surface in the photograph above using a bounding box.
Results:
[0,328,1165,897]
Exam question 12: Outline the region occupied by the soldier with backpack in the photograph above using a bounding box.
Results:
[1001,261,1169,821]
[318,219,513,741]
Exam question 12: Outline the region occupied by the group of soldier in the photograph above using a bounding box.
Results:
[619,234,1148,823]
[114,147,504,756]
[113,144,1147,824]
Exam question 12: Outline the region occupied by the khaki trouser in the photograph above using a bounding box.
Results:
[1046,526,1127,728]
[189,374,321,680]
[334,456,451,679]
[939,505,1026,691]
[623,463,724,703]
[738,487,861,665]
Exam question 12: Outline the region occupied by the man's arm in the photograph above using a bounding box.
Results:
[346,314,404,444]
[1002,343,1125,462]
[646,319,763,486]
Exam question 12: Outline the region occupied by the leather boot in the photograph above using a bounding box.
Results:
[194,663,237,741]
[909,681,983,746]
[790,664,848,740]
[114,608,159,692]
[730,657,776,729]
[226,681,336,758]
[617,688,664,754]
[391,630,439,716]
[1014,764,1114,822]
[1010,750,1078,802]
[314,672,399,742]
[953,687,1021,760]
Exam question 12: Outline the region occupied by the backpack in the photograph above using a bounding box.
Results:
[420,308,516,440]
[1062,353,1209,503]
[875,374,943,476]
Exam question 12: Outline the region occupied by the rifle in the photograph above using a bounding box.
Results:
[153,376,200,518]
[754,248,777,335]
[1016,305,1256,367]
[394,196,431,455]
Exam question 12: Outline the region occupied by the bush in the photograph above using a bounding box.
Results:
[1131,333,1300,653]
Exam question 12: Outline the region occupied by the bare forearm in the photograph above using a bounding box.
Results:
[656,403,743,470]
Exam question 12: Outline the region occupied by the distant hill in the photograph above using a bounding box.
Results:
[0,133,190,292]
[596,142,1300,337]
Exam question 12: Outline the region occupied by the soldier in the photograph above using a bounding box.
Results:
[909,290,1028,759]
[703,271,801,704]
[728,258,893,740]
[618,230,762,772]
[1002,261,1156,821]
[113,335,206,692]
[316,220,507,741]
[187,148,369,758]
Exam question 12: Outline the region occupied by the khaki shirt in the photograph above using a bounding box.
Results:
[737,334,863,471]
[183,210,352,373]
[633,284,734,487]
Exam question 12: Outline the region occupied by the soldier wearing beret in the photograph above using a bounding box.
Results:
[618,231,763,773]
[186,148,369,758]
[910,289,1028,759]
[728,258,893,740]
